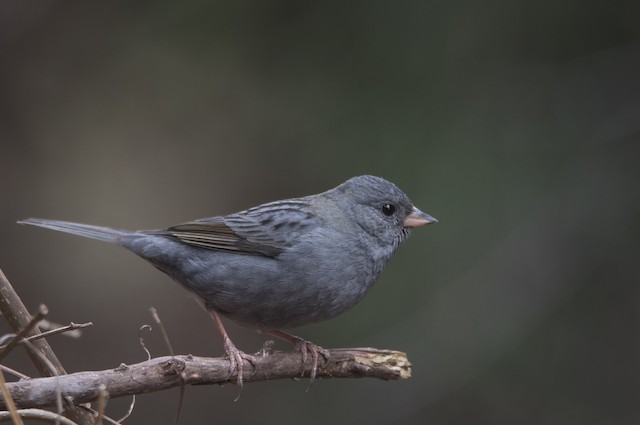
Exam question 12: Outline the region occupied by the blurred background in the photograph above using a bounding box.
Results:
[1,1,639,424]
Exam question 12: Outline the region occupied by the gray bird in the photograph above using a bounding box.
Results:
[19,175,437,385]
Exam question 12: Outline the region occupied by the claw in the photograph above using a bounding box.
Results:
[222,335,257,387]
[210,310,256,394]
[264,329,330,385]
[293,338,330,384]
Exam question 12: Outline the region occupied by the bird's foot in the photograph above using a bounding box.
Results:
[222,335,257,388]
[292,337,330,384]
[209,309,256,390]
[263,329,330,385]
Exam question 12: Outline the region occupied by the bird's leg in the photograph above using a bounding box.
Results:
[263,329,330,384]
[209,310,256,387]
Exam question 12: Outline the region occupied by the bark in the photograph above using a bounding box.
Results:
[3,348,411,409]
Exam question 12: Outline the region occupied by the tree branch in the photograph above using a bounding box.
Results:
[0,270,64,377]
[0,408,80,425]
[4,348,411,409]
[0,268,94,424]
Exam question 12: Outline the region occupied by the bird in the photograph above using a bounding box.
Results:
[18,175,437,386]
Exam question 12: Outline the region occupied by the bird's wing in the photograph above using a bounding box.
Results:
[163,216,281,257]
[162,199,318,258]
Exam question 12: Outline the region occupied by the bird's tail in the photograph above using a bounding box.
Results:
[18,218,127,244]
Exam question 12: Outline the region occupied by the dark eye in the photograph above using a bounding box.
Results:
[381,203,396,216]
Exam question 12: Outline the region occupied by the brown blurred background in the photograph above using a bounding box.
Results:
[1,1,639,424]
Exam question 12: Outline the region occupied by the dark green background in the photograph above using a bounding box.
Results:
[1,1,639,424]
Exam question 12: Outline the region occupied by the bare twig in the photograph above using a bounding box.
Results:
[0,409,79,425]
[16,322,93,347]
[95,385,108,425]
[174,376,186,425]
[0,322,93,350]
[0,364,29,380]
[0,269,65,376]
[78,404,126,425]
[2,348,410,409]
[20,340,62,382]
[38,319,86,339]
[0,268,95,425]
[116,395,136,423]
[149,307,174,356]
[138,325,152,361]
[0,304,48,362]
[0,370,24,425]
[149,308,185,424]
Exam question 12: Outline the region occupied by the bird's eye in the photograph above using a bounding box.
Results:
[381,204,396,216]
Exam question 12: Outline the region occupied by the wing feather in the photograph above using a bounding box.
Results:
[161,199,318,258]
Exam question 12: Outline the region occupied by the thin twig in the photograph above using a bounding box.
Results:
[21,339,60,380]
[138,325,152,361]
[116,395,136,423]
[0,268,98,425]
[0,304,48,362]
[0,322,93,352]
[0,268,65,376]
[78,404,125,425]
[0,364,30,380]
[149,307,174,356]
[95,385,108,425]
[38,319,85,339]
[0,335,13,345]
[149,308,185,424]
[21,322,92,346]
[174,379,185,425]
[0,408,79,425]
[0,369,24,425]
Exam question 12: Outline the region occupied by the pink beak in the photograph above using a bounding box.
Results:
[403,207,438,228]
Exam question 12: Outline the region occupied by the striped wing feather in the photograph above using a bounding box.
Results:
[163,199,317,258]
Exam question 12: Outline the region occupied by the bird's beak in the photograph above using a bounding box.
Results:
[403,207,438,228]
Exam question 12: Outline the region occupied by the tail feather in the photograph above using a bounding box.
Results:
[18,218,127,244]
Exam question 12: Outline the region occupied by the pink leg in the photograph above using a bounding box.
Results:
[263,329,330,384]
[210,310,256,388]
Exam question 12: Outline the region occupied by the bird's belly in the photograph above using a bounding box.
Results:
[200,256,376,329]
[130,235,380,330]
[221,248,379,329]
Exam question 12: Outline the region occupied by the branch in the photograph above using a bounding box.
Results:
[0,270,65,377]
[0,304,48,362]
[0,268,94,425]
[4,348,411,409]
[0,408,80,425]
